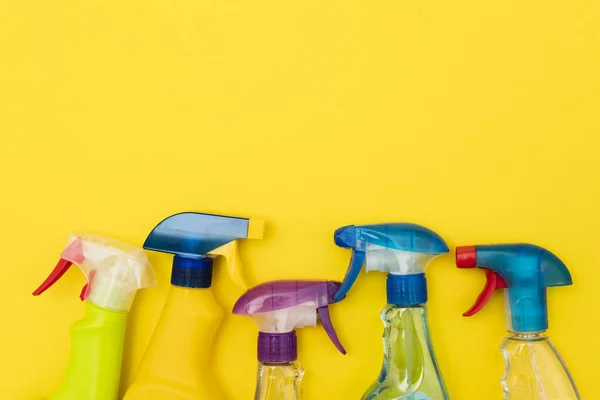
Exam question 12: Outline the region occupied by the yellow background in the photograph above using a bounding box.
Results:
[1,0,599,398]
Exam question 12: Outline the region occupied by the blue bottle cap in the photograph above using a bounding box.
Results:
[171,256,213,288]
[387,274,428,306]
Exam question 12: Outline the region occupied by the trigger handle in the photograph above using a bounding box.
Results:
[334,250,365,302]
[463,269,507,317]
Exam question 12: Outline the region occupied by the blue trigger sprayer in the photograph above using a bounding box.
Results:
[456,244,581,400]
[334,223,450,400]
[124,212,264,400]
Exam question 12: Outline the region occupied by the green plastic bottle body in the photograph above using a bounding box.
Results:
[49,302,128,400]
[501,332,580,400]
[254,361,304,400]
[362,305,448,400]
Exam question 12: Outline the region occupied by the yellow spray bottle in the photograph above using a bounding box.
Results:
[33,233,156,400]
[124,212,264,400]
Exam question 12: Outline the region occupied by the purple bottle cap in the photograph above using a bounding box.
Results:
[257,331,298,363]
[233,280,346,359]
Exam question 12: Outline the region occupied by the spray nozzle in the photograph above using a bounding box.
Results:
[456,243,573,333]
[334,223,449,302]
[233,280,346,359]
[33,233,155,312]
[143,212,264,290]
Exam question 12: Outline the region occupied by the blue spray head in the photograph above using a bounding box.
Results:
[456,244,572,333]
[334,223,449,305]
[144,212,264,288]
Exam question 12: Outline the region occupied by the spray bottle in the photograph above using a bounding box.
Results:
[233,280,346,400]
[456,243,581,399]
[334,223,450,400]
[124,212,264,400]
[33,233,155,400]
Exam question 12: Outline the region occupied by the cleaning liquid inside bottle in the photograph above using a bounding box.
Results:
[255,361,304,400]
[362,305,448,400]
[501,332,580,400]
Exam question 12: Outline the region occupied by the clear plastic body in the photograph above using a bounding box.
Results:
[362,305,448,400]
[501,332,580,400]
[255,361,304,400]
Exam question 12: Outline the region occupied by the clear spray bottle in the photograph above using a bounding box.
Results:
[233,280,346,400]
[456,244,580,400]
[334,223,450,400]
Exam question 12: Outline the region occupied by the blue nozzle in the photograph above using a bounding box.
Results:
[144,212,254,288]
[334,223,449,303]
[457,243,573,333]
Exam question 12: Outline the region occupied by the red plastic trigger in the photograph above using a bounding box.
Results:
[32,259,73,296]
[79,269,96,301]
[463,269,507,317]
[32,239,85,296]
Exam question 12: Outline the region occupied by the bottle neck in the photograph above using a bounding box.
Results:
[255,361,304,400]
[386,273,428,306]
[507,331,548,341]
[257,331,298,363]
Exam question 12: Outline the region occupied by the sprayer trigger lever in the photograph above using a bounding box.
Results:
[317,306,346,355]
[463,269,507,317]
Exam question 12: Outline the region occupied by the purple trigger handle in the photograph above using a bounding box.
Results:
[317,306,346,354]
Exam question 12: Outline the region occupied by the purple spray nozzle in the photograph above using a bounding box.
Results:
[233,280,346,361]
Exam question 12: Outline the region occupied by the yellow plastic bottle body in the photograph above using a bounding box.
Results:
[124,286,225,400]
[49,302,128,400]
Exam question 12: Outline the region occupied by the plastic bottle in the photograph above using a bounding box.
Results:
[232,280,346,400]
[124,212,264,400]
[33,233,156,400]
[334,223,450,400]
[456,244,581,400]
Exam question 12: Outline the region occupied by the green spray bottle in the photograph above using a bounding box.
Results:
[33,233,156,400]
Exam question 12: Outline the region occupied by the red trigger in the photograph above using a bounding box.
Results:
[32,259,73,296]
[32,239,85,296]
[80,270,96,301]
[463,269,507,317]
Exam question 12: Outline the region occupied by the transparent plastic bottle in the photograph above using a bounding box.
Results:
[332,224,451,400]
[255,361,305,400]
[362,305,448,400]
[456,244,581,400]
[501,332,580,400]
